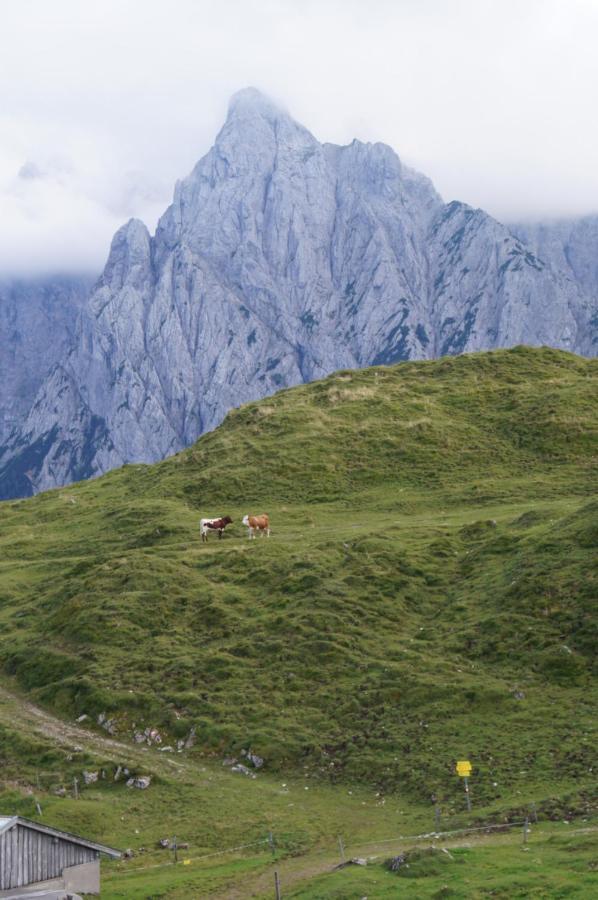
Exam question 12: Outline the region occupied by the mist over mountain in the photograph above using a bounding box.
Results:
[0,88,596,500]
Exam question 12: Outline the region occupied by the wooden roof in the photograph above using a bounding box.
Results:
[0,817,121,858]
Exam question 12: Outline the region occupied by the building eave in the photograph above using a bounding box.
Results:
[0,816,121,858]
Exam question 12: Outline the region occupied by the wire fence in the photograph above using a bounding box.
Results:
[112,815,548,877]
[114,838,271,876]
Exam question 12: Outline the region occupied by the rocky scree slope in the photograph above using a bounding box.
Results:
[0,88,595,498]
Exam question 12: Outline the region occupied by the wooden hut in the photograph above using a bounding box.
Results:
[0,816,120,897]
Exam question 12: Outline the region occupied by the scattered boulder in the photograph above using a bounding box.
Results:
[133,727,163,745]
[94,711,117,732]
[184,726,196,749]
[122,849,135,859]
[246,750,264,769]
[82,771,98,785]
[148,728,162,744]
[158,746,174,753]
[222,757,237,766]
[53,787,67,797]
[231,763,253,776]
[513,690,525,700]
[75,714,88,723]
[385,853,407,872]
[385,847,453,878]
[158,838,170,849]
[335,858,368,869]
[126,775,152,790]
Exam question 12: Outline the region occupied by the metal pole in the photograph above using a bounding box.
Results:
[338,835,346,863]
[531,802,538,823]
[523,817,529,844]
[73,777,79,800]
[464,776,471,812]
[274,869,282,900]
[173,836,178,863]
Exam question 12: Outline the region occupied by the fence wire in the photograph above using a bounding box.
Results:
[112,817,535,877]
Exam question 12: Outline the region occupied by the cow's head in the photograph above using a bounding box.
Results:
[223,516,233,525]
[242,515,249,526]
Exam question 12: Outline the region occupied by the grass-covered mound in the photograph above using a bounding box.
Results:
[0,346,596,803]
[288,831,598,898]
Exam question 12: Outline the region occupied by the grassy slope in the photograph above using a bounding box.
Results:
[285,829,598,899]
[0,346,596,814]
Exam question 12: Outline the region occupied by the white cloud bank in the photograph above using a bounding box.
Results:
[1,0,597,273]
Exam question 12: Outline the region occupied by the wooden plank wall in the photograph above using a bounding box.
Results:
[0,825,97,889]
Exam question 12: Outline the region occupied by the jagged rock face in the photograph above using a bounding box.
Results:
[0,276,93,443]
[512,215,598,300]
[0,88,595,498]
[430,203,590,356]
[511,216,598,355]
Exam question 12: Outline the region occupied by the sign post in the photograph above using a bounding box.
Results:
[456,760,472,812]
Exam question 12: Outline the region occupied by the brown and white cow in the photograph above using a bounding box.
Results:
[242,514,270,539]
[200,516,233,542]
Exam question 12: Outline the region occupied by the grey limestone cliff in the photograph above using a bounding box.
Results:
[0,88,595,498]
[0,275,93,444]
[512,216,598,355]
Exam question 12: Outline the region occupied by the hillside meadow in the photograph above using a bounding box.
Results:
[0,346,596,896]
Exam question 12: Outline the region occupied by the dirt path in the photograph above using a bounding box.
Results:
[0,682,187,778]
[2,681,596,899]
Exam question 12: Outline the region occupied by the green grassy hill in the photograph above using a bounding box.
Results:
[0,346,596,815]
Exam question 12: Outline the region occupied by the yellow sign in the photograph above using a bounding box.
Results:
[456,760,472,777]
[183,859,191,866]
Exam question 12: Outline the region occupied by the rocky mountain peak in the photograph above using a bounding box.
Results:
[102,218,152,291]
[0,90,595,499]
[226,86,289,123]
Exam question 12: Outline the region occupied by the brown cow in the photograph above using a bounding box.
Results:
[242,514,270,539]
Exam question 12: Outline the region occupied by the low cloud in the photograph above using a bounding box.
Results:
[1,0,597,274]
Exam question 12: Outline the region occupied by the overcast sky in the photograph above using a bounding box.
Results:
[1,0,597,274]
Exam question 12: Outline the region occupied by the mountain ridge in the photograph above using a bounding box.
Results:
[0,89,596,499]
